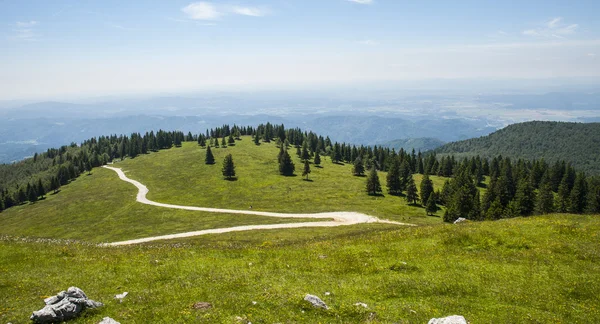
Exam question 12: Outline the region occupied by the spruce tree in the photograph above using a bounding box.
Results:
[314,152,321,166]
[405,175,419,205]
[301,142,311,161]
[366,167,382,196]
[254,132,261,145]
[302,160,311,180]
[214,138,220,148]
[569,173,587,214]
[37,179,45,199]
[205,146,215,164]
[26,183,37,203]
[279,148,295,176]
[221,136,227,148]
[556,176,571,212]
[386,159,401,195]
[221,154,236,180]
[399,160,411,193]
[536,183,554,214]
[425,192,437,215]
[228,134,235,146]
[514,179,536,216]
[486,198,504,220]
[420,173,434,206]
[353,157,365,176]
[0,195,4,212]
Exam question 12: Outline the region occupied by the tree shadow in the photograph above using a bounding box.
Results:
[333,162,345,166]
[224,177,238,181]
[315,165,323,168]
[477,183,488,188]
[353,174,367,177]
[281,174,297,177]
[303,178,314,182]
[368,193,385,197]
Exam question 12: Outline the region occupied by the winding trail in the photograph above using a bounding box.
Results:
[103,166,414,246]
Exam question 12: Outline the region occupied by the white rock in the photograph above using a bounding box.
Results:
[428,315,468,324]
[304,294,328,309]
[453,217,467,224]
[114,292,128,301]
[252,301,257,305]
[324,291,331,296]
[354,302,368,308]
[99,317,120,324]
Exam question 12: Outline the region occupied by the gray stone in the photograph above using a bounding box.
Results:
[428,315,468,324]
[99,317,120,324]
[30,287,103,324]
[453,217,467,224]
[304,294,328,309]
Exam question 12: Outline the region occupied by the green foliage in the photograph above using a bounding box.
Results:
[278,147,295,176]
[314,152,321,166]
[425,192,437,215]
[435,121,600,175]
[205,146,215,165]
[352,157,365,176]
[386,158,401,195]
[221,154,236,180]
[366,167,382,196]
[443,170,480,222]
[405,175,419,205]
[420,174,434,206]
[302,160,311,180]
[536,183,555,214]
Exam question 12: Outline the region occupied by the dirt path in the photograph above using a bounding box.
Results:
[103,166,414,246]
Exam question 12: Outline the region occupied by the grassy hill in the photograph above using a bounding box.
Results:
[434,121,600,174]
[1,214,599,323]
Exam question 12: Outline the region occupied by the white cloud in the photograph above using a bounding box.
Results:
[347,0,373,4]
[523,17,578,38]
[16,21,38,27]
[182,2,221,20]
[231,6,267,17]
[12,21,40,41]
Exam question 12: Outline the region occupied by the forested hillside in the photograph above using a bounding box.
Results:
[379,137,445,152]
[434,121,600,175]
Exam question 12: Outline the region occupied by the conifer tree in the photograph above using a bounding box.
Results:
[0,195,4,212]
[205,146,215,164]
[425,192,437,215]
[514,179,536,216]
[26,183,37,203]
[302,160,311,180]
[556,176,571,212]
[301,141,311,161]
[486,198,504,220]
[228,134,235,145]
[279,148,295,176]
[420,173,434,206]
[366,167,382,196]
[296,146,302,158]
[254,132,261,145]
[399,160,412,193]
[443,170,479,222]
[214,138,220,148]
[221,136,227,148]
[314,152,321,166]
[353,157,365,176]
[37,179,45,199]
[536,183,554,214]
[405,175,419,205]
[386,159,401,195]
[569,173,587,213]
[222,154,236,180]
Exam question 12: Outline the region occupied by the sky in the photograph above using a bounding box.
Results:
[1,0,600,100]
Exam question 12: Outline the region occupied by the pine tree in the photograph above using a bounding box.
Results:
[536,183,554,214]
[556,176,571,212]
[443,170,479,222]
[314,152,321,167]
[0,195,4,212]
[405,175,419,205]
[569,173,587,214]
[221,154,236,180]
[366,167,382,196]
[353,157,365,176]
[296,146,302,158]
[279,148,295,176]
[420,173,434,206]
[486,198,504,220]
[514,179,536,216]
[205,146,215,164]
[302,160,311,180]
[254,132,261,145]
[228,134,235,146]
[37,179,45,199]
[214,138,220,148]
[221,136,227,148]
[425,192,437,215]
[26,183,37,203]
[399,160,411,193]
[301,141,311,161]
[386,159,401,195]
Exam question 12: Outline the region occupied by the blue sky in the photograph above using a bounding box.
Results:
[1,0,599,99]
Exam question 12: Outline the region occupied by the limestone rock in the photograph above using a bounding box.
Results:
[428,315,467,324]
[99,317,120,324]
[304,294,328,309]
[192,302,212,310]
[30,287,103,324]
[453,217,467,224]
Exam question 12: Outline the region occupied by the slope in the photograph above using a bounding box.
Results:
[434,121,600,174]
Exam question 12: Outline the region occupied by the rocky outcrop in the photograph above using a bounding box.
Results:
[428,315,468,324]
[304,294,328,309]
[98,317,120,324]
[30,287,103,324]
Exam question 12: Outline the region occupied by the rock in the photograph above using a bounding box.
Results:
[192,302,212,310]
[324,291,331,296]
[304,294,328,309]
[114,292,128,302]
[30,287,103,324]
[99,317,120,324]
[453,217,467,224]
[354,302,368,308]
[428,315,468,324]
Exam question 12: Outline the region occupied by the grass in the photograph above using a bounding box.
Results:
[1,214,599,323]
[0,167,317,243]
[116,137,447,224]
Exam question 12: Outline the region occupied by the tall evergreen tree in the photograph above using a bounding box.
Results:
[26,183,37,203]
[366,167,382,196]
[301,141,311,161]
[420,173,434,206]
[353,157,365,176]
[221,154,236,180]
[399,160,412,193]
[569,173,588,214]
[386,159,402,195]
[556,176,571,213]
[279,148,295,176]
[536,183,555,214]
[314,152,321,166]
[405,175,419,205]
[254,132,261,145]
[205,146,215,164]
[425,192,437,215]
[37,179,45,199]
[214,137,220,148]
[514,179,536,216]
[302,160,311,180]
[221,136,227,148]
[443,170,479,222]
[486,198,504,220]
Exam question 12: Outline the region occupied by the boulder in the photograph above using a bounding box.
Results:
[304,294,328,309]
[30,287,103,324]
[453,217,467,224]
[428,315,467,324]
[99,317,120,324]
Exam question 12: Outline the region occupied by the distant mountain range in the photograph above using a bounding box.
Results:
[377,138,445,152]
[434,121,600,175]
